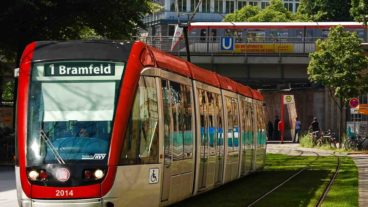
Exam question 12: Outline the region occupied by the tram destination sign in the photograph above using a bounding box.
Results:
[44,62,115,76]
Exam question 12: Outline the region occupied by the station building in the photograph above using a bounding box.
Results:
[144,0,300,37]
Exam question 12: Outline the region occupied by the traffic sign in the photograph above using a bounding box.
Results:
[283,95,295,104]
[349,98,359,108]
[221,37,234,51]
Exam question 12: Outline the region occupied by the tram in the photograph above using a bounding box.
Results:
[172,22,367,54]
[15,40,267,207]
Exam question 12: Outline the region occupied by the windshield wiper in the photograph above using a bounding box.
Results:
[40,130,65,164]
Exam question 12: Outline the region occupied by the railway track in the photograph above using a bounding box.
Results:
[315,153,341,207]
[247,150,340,207]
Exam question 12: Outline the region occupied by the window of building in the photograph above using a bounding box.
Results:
[261,2,269,9]
[178,0,187,12]
[120,76,159,165]
[248,1,258,7]
[168,24,176,36]
[215,0,224,13]
[295,3,299,12]
[284,2,293,12]
[191,0,198,11]
[170,0,175,11]
[225,0,235,13]
[202,0,210,12]
[237,0,247,9]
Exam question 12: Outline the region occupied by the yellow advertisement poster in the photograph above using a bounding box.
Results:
[234,43,294,53]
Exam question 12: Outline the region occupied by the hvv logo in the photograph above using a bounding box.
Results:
[220,37,234,51]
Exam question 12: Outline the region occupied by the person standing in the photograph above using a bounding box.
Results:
[294,117,301,143]
[273,115,280,140]
[309,117,320,132]
[267,120,273,140]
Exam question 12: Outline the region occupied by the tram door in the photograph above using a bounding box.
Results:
[198,89,217,190]
[240,99,253,175]
[224,95,240,182]
[161,80,194,203]
[213,93,224,184]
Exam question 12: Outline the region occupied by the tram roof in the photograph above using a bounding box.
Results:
[145,42,262,100]
[189,22,366,29]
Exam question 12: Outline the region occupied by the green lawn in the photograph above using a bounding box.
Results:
[172,154,358,207]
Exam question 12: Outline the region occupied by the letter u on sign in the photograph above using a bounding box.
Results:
[221,37,234,51]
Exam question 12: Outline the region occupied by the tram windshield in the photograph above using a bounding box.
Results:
[26,61,124,165]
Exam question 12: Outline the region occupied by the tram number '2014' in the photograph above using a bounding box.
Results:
[56,190,74,197]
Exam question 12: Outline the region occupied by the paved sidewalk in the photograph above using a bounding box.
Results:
[0,166,17,207]
[350,154,368,207]
[267,143,366,207]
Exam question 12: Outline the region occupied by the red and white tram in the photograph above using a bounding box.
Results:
[16,40,267,207]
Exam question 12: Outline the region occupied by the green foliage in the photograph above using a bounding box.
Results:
[2,81,14,102]
[297,0,353,21]
[223,5,260,22]
[224,0,296,22]
[148,1,164,13]
[350,0,368,22]
[307,25,368,101]
[0,0,151,61]
[300,133,314,148]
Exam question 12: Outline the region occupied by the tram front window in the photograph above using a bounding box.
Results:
[26,61,124,166]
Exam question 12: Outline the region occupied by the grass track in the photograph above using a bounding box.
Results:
[171,154,358,207]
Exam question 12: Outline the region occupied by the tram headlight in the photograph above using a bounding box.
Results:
[94,169,104,179]
[28,170,39,181]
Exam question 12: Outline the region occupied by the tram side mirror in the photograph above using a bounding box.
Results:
[14,68,19,78]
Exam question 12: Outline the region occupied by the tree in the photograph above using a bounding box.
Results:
[350,0,368,22]
[0,0,151,62]
[307,25,368,145]
[223,0,295,22]
[297,0,353,21]
[0,0,151,105]
[223,5,260,22]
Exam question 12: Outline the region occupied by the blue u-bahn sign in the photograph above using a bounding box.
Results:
[220,37,234,51]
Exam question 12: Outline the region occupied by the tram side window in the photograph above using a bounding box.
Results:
[240,99,247,149]
[215,93,224,155]
[321,29,329,38]
[306,29,314,42]
[247,30,266,42]
[244,101,252,146]
[120,76,159,165]
[163,80,193,162]
[198,89,219,157]
[226,96,239,152]
[200,29,207,41]
[210,29,217,41]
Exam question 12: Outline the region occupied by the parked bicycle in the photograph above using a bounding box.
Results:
[319,129,337,148]
[344,135,368,151]
[309,129,337,148]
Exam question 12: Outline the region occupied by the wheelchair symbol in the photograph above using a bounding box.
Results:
[149,168,159,184]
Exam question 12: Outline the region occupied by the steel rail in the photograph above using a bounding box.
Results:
[315,153,341,207]
[247,150,319,207]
